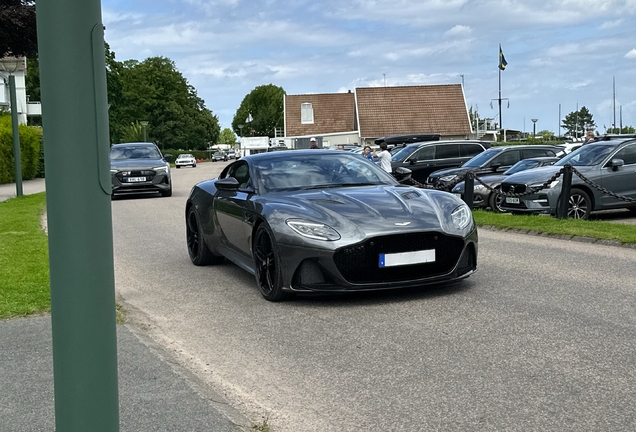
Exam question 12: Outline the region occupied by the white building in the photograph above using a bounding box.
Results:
[0,57,42,125]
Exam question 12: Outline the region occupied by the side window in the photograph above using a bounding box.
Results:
[491,150,520,166]
[410,146,435,161]
[460,144,484,157]
[612,144,636,165]
[523,148,553,158]
[227,162,251,188]
[435,144,460,159]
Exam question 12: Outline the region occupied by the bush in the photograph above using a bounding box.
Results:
[0,116,43,184]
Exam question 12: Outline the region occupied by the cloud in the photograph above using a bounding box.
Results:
[444,25,472,38]
[625,49,636,59]
[599,19,623,29]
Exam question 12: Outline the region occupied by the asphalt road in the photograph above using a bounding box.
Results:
[112,161,636,432]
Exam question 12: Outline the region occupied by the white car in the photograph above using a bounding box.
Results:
[175,153,197,168]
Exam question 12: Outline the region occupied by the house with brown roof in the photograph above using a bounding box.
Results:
[284,84,473,147]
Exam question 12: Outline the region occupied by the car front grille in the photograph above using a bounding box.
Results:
[333,232,465,284]
[115,170,156,182]
[501,183,526,194]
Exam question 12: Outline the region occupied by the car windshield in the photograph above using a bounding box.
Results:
[214,152,223,156]
[462,148,501,167]
[503,159,541,175]
[556,144,615,167]
[110,146,162,160]
[254,153,397,193]
[178,154,193,159]
[391,145,417,161]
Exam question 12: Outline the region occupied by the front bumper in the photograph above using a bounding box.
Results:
[276,229,478,293]
[111,170,171,195]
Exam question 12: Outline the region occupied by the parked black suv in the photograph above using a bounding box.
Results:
[390,140,491,184]
[426,145,560,189]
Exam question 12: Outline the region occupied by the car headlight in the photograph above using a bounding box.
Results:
[110,168,118,174]
[153,166,169,173]
[473,184,486,191]
[286,219,341,241]
[440,175,458,183]
[451,204,471,230]
[529,180,559,189]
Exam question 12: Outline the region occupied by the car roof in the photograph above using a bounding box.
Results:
[111,142,156,148]
[399,140,491,150]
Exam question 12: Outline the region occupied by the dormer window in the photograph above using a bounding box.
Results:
[301,102,314,124]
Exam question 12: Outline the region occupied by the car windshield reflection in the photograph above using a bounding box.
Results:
[555,145,614,167]
[254,153,396,192]
[110,146,162,160]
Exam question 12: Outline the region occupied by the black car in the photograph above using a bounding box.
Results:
[390,140,491,184]
[426,145,560,189]
[185,150,478,301]
[109,142,172,197]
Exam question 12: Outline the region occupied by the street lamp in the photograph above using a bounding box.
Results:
[140,120,149,142]
[238,124,244,157]
[0,56,26,197]
[531,118,538,139]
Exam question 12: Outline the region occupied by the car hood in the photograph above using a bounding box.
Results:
[111,159,167,170]
[263,185,469,241]
[429,167,474,178]
[502,165,564,185]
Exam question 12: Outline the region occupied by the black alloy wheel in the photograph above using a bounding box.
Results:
[567,188,592,219]
[186,207,221,265]
[253,224,288,301]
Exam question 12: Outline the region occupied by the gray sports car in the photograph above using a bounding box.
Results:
[185,150,477,301]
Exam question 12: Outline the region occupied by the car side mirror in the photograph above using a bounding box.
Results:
[490,163,501,172]
[408,159,416,165]
[610,158,624,171]
[215,177,240,191]
[393,166,412,184]
[163,153,173,162]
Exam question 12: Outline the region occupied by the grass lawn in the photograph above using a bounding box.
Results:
[473,210,636,244]
[0,193,50,319]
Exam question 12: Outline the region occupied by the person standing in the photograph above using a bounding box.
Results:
[372,142,392,173]
[362,145,375,161]
[582,130,597,145]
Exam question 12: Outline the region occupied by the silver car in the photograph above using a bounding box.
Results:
[110,143,172,198]
[500,138,636,218]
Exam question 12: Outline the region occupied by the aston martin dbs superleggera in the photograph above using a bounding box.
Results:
[185,150,478,301]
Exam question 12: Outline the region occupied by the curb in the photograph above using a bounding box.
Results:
[478,224,636,249]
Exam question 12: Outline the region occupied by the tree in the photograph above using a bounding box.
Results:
[218,128,236,145]
[106,53,220,149]
[537,129,554,140]
[562,106,595,138]
[232,84,285,137]
[606,126,635,134]
[0,0,37,58]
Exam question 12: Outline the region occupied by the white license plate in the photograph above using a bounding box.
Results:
[126,177,146,182]
[505,197,520,204]
[379,249,435,267]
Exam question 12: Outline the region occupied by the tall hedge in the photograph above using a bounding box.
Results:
[0,115,43,184]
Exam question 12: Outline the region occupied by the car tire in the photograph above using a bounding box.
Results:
[567,188,592,219]
[161,183,172,197]
[186,207,223,266]
[488,188,505,213]
[176,165,181,169]
[253,224,289,302]
[193,164,196,168]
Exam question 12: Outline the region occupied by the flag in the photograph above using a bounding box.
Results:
[499,45,508,70]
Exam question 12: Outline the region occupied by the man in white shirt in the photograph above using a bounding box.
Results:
[372,142,392,173]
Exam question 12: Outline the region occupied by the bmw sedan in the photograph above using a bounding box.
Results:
[500,137,636,218]
[110,142,172,197]
[185,150,478,301]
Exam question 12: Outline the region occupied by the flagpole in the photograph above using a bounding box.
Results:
[498,64,502,132]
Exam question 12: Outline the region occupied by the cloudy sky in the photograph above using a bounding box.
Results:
[101,0,636,135]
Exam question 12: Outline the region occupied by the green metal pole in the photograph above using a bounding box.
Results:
[8,75,23,197]
[36,0,119,430]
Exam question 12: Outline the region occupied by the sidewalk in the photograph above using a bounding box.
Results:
[0,316,250,431]
[0,177,46,203]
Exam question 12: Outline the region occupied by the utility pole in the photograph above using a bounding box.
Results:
[36,0,120,430]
